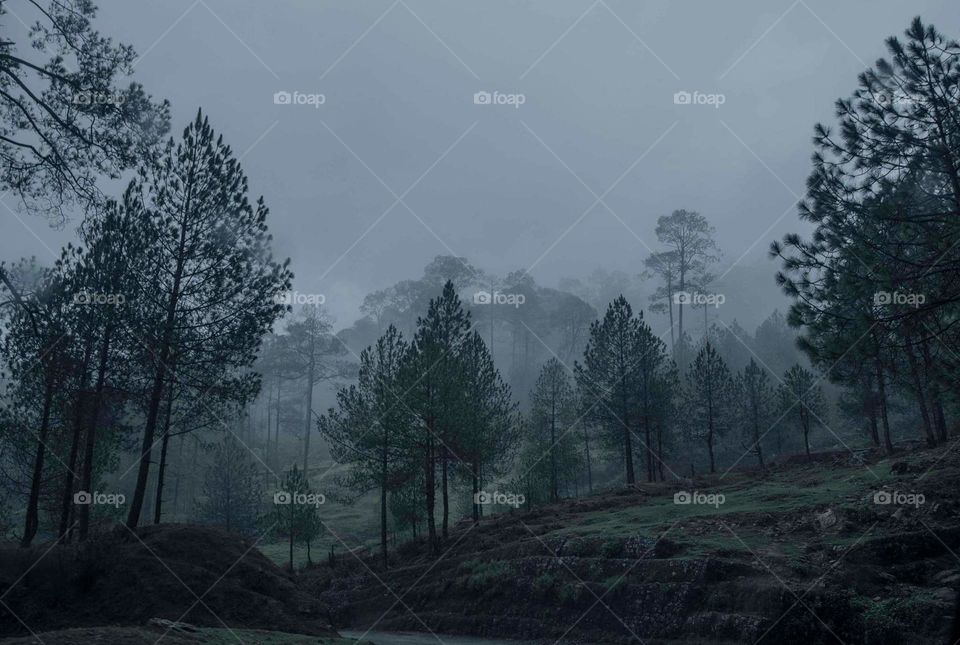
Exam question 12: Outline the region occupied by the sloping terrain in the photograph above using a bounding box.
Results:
[0,525,337,639]
[0,626,366,645]
[306,445,960,644]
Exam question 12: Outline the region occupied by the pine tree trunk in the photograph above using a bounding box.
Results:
[707,386,716,474]
[380,482,388,567]
[867,397,880,447]
[934,400,948,442]
[657,422,665,480]
[274,376,282,467]
[549,400,557,502]
[707,432,715,474]
[58,395,85,540]
[79,326,113,540]
[472,460,480,525]
[303,352,315,473]
[59,342,93,540]
[441,450,449,540]
[425,427,437,552]
[22,378,55,547]
[752,405,764,468]
[678,270,685,340]
[904,338,936,447]
[872,340,894,454]
[380,429,389,568]
[288,522,294,573]
[645,411,653,483]
[621,388,635,484]
[127,208,189,529]
[153,384,176,524]
[919,338,949,442]
[583,427,593,494]
[667,275,675,350]
[171,435,185,515]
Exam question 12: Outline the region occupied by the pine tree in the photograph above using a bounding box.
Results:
[1,259,76,546]
[319,324,413,566]
[575,296,640,485]
[774,18,960,449]
[779,365,823,458]
[124,110,292,528]
[458,331,516,524]
[283,305,347,473]
[734,359,774,467]
[0,0,169,221]
[402,280,471,551]
[527,358,577,502]
[687,342,731,474]
[269,465,318,572]
[72,190,153,539]
[633,312,670,482]
[649,210,719,340]
[197,436,263,535]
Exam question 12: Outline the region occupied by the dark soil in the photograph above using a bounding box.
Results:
[0,524,336,639]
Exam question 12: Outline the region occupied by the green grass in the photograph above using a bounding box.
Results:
[258,541,323,570]
[850,592,944,641]
[259,461,383,570]
[546,458,903,558]
[458,559,514,591]
[194,628,370,644]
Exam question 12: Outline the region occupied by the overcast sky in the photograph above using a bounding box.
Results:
[2,0,956,325]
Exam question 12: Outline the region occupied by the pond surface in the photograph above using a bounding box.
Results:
[341,630,534,645]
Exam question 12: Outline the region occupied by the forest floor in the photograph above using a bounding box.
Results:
[2,445,957,644]
[304,443,960,644]
[0,525,346,643]
[0,626,368,644]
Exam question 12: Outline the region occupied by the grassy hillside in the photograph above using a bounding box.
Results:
[305,444,959,644]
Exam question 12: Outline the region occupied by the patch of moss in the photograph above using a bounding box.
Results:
[851,593,943,643]
[460,559,513,591]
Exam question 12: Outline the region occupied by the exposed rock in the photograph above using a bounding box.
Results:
[145,618,198,633]
[816,508,838,529]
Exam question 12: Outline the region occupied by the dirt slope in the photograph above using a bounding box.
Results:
[0,524,336,639]
[304,445,960,644]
